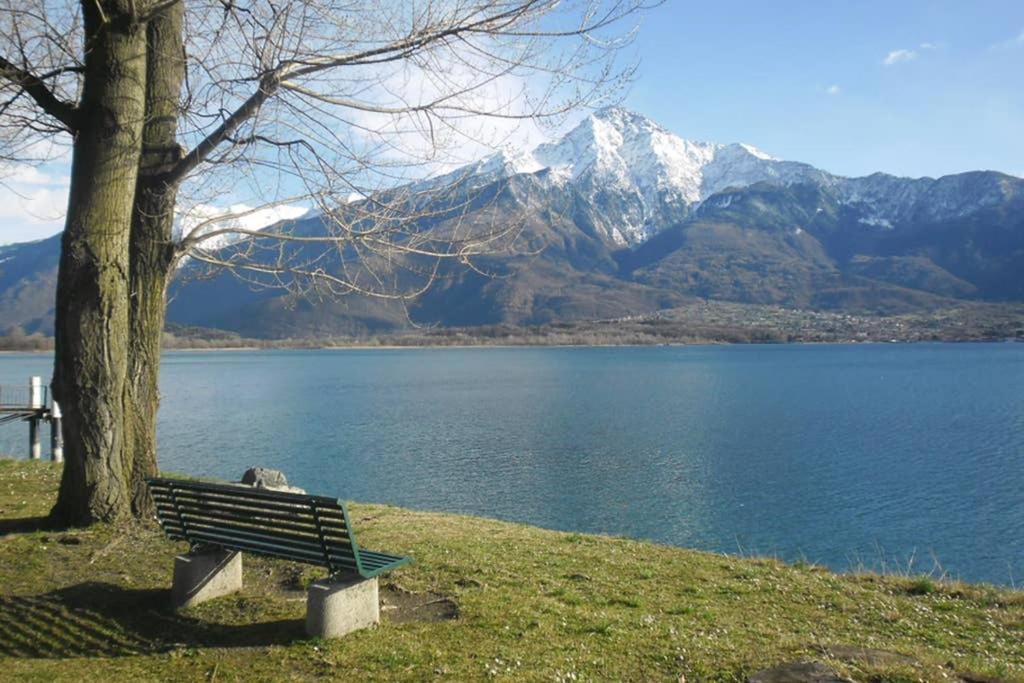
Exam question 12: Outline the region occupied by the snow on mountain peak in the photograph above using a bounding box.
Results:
[423,108,828,246]
[514,108,814,243]
[477,147,544,176]
[737,143,777,161]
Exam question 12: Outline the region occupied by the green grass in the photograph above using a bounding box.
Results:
[1,459,1022,681]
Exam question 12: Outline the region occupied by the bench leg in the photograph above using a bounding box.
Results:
[305,576,379,638]
[172,548,243,609]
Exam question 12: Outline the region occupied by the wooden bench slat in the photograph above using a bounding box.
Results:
[154,503,356,550]
[155,502,326,537]
[359,556,392,569]
[161,524,327,560]
[150,485,325,512]
[149,477,342,506]
[160,520,325,557]
[161,516,355,557]
[161,525,361,572]
[164,516,344,552]
[154,498,350,536]
[150,481,347,512]
[359,549,404,563]
[152,498,338,532]
[152,488,346,520]
[161,529,362,574]
[352,551,412,577]
[359,551,408,569]
[153,496,322,524]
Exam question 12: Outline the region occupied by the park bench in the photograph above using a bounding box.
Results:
[147,476,412,638]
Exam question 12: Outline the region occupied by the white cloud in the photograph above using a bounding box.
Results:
[1,164,66,186]
[990,29,1024,51]
[0,163,70,244]
[333,51,565,185]
[883,49,917,66]
[825,84,841,96]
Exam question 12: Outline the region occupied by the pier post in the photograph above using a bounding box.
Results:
[50,401,64,463]
[29,417,41,460]
[29,376,43,409]
[28,376,43,460]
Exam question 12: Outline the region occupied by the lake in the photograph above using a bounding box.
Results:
[2,344,1022,586]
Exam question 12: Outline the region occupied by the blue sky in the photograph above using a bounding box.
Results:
[2,0,1022,244]
[625,0,1024,179]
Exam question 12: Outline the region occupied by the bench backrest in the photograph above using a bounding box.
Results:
[147,477,364,577]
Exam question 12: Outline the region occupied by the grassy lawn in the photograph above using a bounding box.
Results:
[1,459,1021,682]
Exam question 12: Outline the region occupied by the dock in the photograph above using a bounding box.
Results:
[0,377,63,462]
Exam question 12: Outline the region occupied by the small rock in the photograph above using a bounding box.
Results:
[748,661,854,683]
[240,467,288,488]
[240,467,306,493]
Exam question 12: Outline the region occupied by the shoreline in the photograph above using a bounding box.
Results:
[2,456,1019,588]
[2,337,1020,355]
[6,301,1023,353]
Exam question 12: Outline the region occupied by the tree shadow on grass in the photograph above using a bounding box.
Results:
[0,582,304,658]
[0,516,54,536]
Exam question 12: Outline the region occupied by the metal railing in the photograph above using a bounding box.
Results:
[0,377,48,409]
[0,377,61,461]
[0,385,35,409]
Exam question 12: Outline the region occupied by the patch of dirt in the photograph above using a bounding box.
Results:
[380,584,458,624]
[273,565,308,593]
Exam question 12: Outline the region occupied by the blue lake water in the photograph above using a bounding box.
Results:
[2,344,1022,586]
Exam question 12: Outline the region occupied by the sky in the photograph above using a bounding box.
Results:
[627,0,1024,179]
[2,0,1023,244]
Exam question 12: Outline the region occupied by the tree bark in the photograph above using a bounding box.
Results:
[124,0,186,517]
[51,2,149,525]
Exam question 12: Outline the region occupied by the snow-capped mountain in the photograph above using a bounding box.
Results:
[530,108,838,244]
[435,107,834,244]
[432,107,1020,247]
[2,107,1022,338]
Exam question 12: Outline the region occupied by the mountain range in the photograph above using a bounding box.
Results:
[2,108,1022,337]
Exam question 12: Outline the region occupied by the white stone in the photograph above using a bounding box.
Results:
[172,548,243,609]
[305,576,379,638]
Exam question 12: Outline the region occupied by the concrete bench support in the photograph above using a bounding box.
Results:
[305,576,379,638]
[172,548,243,609]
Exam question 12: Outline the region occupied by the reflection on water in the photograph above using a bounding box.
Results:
[2,344,1022,585]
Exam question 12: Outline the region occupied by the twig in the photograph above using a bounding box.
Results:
[88,534,126,565]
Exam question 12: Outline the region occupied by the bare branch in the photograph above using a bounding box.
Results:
[4,0,654,313]
[0,54,78,130]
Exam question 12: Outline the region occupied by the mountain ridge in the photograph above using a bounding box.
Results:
[1,108,1021,337]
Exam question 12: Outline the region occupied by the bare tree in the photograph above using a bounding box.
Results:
[0,0,654,525]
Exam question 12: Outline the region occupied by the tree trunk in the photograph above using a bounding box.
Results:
[124,192,176,517]
[51,2,149,525]
[125,1,187,517]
